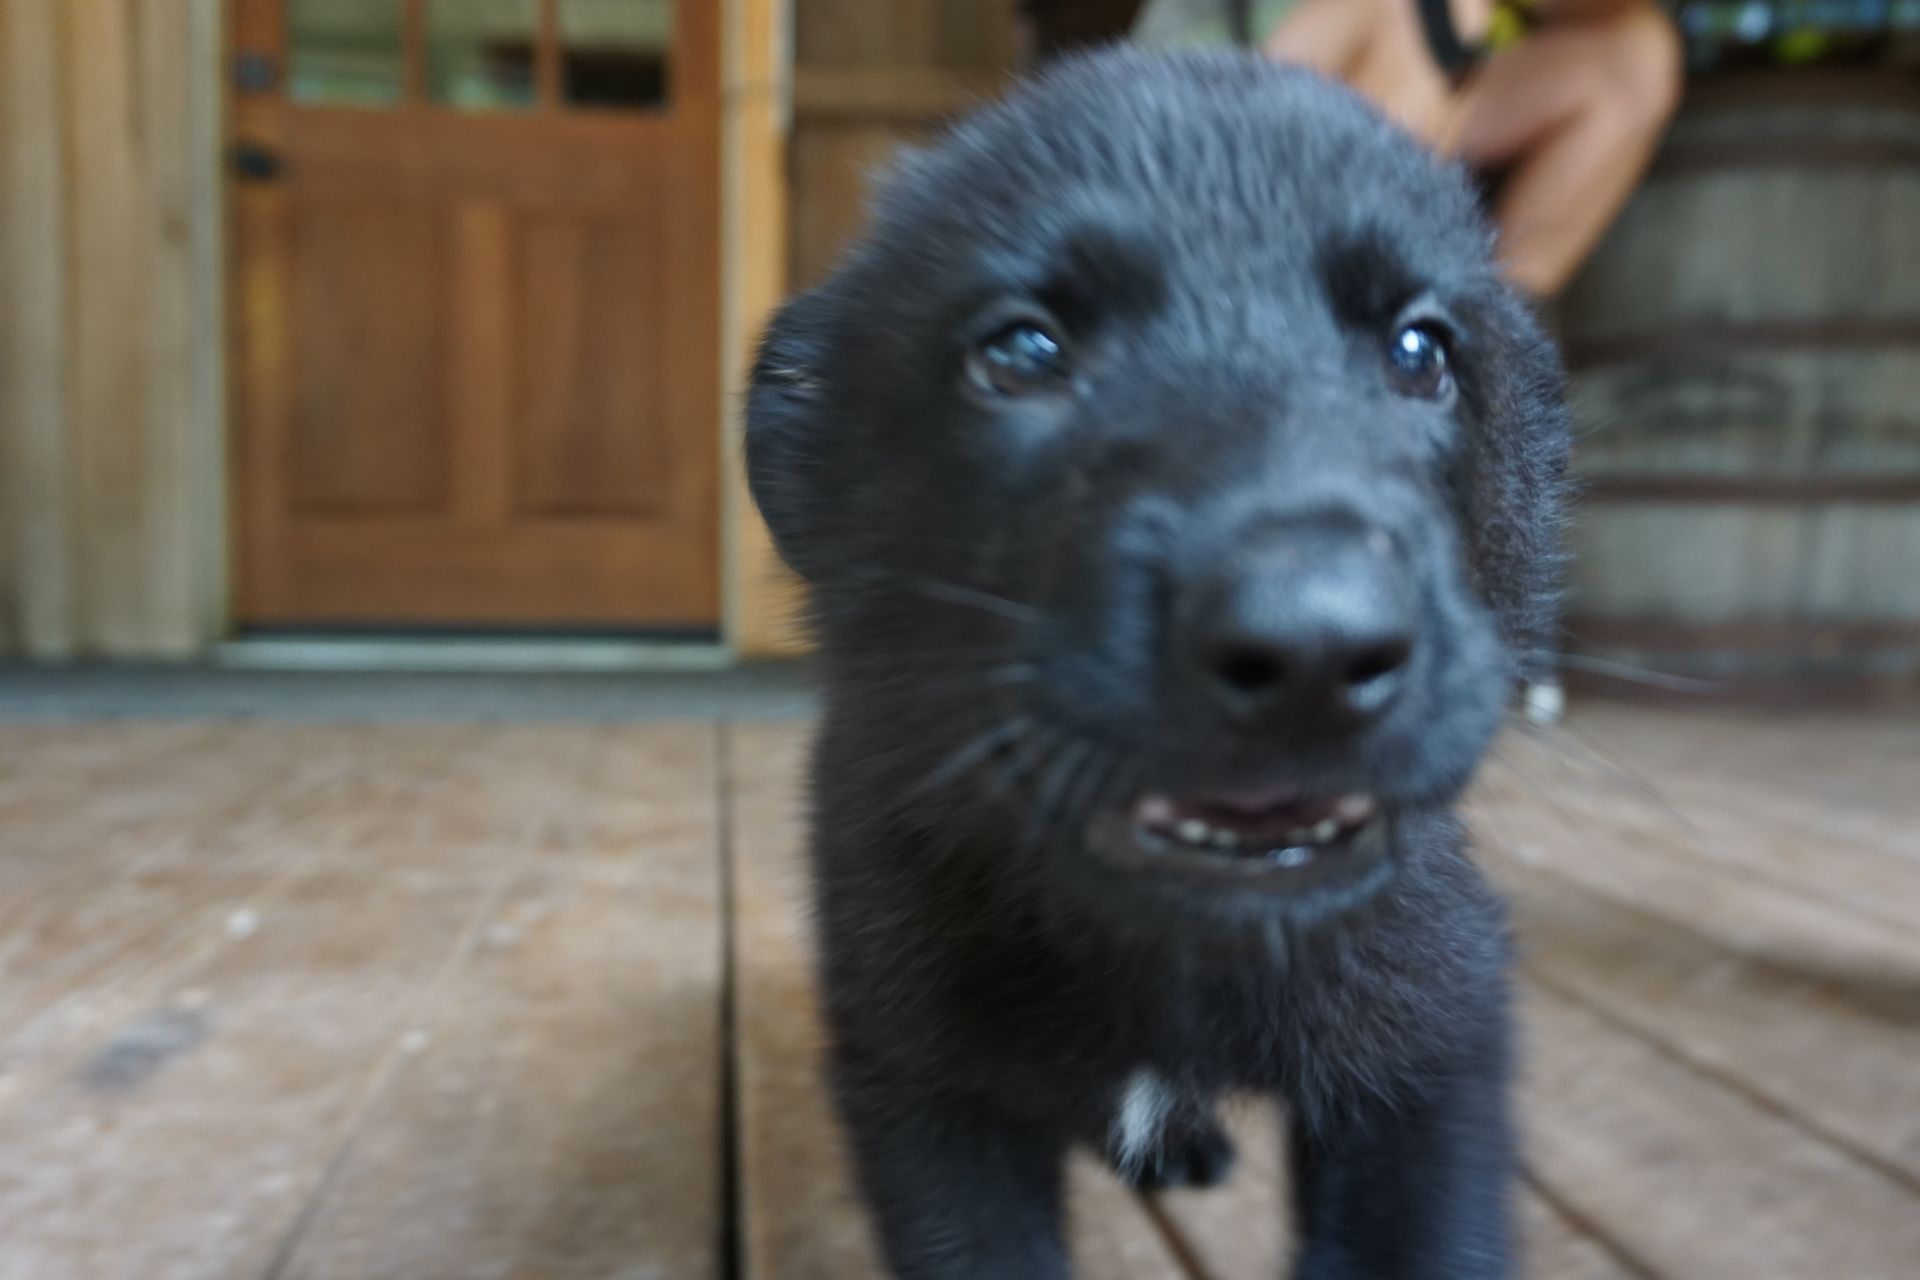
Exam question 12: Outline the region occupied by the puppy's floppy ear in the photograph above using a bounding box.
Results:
[745,285,840,582]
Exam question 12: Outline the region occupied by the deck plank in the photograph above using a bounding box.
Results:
[1148,1103,1292,1280]
[1518,1190,1645,1280]
[0,723,226,806]
[0,724,441,1066]
[0,867,495,1280]
[726,724,1197,1279]
[0,726,494,1279]
[1,700,1915,1278]
[1565,703,1920,825]
[1496,858,1920,1185]
[1519,983,1920,1280]
[1484,743,1919,941]
[272,725,726,1280]
[0,724,726,1280]
[1496,708,1920,875]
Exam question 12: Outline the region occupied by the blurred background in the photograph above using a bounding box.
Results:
[0,3,1915,1278]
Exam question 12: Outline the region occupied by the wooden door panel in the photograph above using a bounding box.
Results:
[518,214,667,518]
[289,201,448,513]
[270,519,715,626]
[285,110,673,207]
[233,0,721,631]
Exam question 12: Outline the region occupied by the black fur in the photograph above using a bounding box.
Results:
[747,49,1569,1280]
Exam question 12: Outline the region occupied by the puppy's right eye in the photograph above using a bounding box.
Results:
[967,322,1072,398]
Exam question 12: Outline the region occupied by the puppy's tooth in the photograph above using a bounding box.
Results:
[1335,794,1377,822]
[1311,818,1340,843]
[1176,819,1210,844]
[1209,828,1241,848]
[1135,795,1176,825]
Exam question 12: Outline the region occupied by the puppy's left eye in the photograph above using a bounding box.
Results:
[1385,322,1453,400]
[968,322,1072,398]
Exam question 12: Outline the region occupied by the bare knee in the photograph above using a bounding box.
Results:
[1592,4,1685,134]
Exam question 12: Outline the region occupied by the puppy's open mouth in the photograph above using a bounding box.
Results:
[1086,780,1392,894]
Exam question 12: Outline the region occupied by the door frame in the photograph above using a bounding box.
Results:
[722,0,804,657]
[197,0,793,662]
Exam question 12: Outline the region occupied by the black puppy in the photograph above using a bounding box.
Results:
[747,48,1568,1280]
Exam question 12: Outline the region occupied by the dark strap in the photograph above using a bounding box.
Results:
[1227,0,1254,45]
[1414,0,1483,80]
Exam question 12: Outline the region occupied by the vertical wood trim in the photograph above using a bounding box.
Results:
[231,187,294,625]
[988,0,1025,68]
[680,0,728,106]
[231,0,283,59]
[535,0,563,111]
[0,0,78,657]
[402,0,429,104]
[188,0,229,647]
[723,0,806,657]
[231,0,287,629]
[448,204,517,525]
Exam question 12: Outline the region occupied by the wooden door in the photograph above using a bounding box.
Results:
[231,0,720,630]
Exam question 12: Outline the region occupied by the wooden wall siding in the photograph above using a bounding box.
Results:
[735,0,1022,656]
[1558,75,1920,691]
[789,0,1020,296]
[1,0,785,662]
[794,0,1021,69]
[0,0,225,660]
[0,0,69,656]
[0,0,951,661]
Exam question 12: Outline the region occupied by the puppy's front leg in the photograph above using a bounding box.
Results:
[835,1062,1070,1280]
[1286,1039,1515,1280]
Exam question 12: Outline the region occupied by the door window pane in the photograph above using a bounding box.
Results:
[429,0,540,112]
[562,0,674,110]
[289,0,405,107]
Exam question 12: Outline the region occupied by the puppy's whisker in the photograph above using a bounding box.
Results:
[923,662,1042,698]
[981,717,1057,804]
[1022,736,1096,853]
[1533,719,1699,835]
[1480,749,1586,836]
[1555,652,1725,695]
[1504,706,1677,809]
[892,574,1043,625]
[1063,747,1120,837]
[1044,751,1105,858]
[834,645,1027,672]
[849,660,1039,702]
[902,716,1035,805]
[1012,720,1073,800]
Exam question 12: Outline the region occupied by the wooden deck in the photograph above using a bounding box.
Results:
[0,701,1915,1278]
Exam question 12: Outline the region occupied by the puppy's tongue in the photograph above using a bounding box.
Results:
[1205,780,1307,815]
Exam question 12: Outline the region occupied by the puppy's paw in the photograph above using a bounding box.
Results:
[1115,1116,1237,1191]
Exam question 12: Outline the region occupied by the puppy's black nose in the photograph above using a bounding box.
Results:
[1182,523,1416,733]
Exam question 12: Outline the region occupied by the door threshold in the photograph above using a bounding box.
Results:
[215,635,733,674]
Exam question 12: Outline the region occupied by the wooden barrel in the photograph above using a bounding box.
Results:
[1558,70,1920,698]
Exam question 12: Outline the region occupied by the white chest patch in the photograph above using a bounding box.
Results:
[1108,1069,1174,1180]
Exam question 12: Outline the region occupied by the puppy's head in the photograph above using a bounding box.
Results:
[750,50,1568,924]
